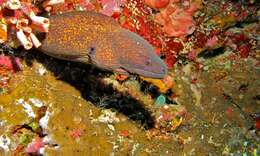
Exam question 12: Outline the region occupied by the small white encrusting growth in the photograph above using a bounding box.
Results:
[27,11,50,32]
[0,135,11,151]
[47,0,65,6]
[29,32,42,48]
[39,110,51,130]
[16,98,36,118]
[43,0,65,12]
[5,0,21,10]
[16,29,33,50]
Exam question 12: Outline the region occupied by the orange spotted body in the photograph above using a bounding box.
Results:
[40,11,167,78]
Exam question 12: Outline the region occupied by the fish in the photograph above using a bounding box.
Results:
[39,11,167,79]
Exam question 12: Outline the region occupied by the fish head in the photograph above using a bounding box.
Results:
[110,30,168,79]
[87,30,168,78]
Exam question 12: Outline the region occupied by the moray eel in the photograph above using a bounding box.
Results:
[39,11,167,78]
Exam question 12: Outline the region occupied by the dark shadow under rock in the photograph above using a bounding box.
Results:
[14,49,155,129]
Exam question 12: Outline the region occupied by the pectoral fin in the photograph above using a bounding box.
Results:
[114,68,129,76]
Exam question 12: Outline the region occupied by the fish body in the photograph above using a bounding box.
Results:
[39,11,167,78]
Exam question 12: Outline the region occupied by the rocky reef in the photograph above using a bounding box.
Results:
[0,0,259,155]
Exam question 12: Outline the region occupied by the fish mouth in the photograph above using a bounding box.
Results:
[121,66,167,79]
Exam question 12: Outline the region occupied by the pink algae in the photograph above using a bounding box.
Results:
[0,56,22,71]
[144,0,170,9]
[25,138,45,154]
[205,36,218,48]
[99,0,126,16]
[154,0,201,37]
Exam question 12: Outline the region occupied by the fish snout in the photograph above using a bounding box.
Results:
[111,30,168,78]
[120,55,168,79]
[138,56,168,78]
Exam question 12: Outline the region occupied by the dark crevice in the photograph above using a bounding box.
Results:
[198,47,225,59]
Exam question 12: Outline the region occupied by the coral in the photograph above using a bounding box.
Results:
[0,0,50,49]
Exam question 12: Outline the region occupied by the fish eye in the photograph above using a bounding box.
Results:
[89,47,96,55]
[145,59,152,65]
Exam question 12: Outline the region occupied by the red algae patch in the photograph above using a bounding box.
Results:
[144,0,170,9]
[154,0,201,38]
